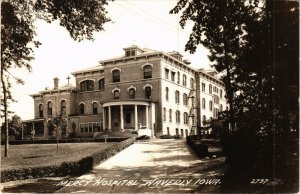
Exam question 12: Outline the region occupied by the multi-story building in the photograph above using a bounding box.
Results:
[22,45,227,139]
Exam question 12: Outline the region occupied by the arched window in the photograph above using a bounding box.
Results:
[183,93,188,105]
[99,78,105,90]
[202,115,206,125]
[165,87,169,100]
[209,84,212,94]
[184,112,188,124]
[190,78,194,89]
[112,69,120,82]
[175,90,180,104]
[209,100,213,111]
[202,98,206,109]
[177,71,180,84]
[169,109,172,122]
[61,100,66,113]
[145,86,151,99]
[93,102,98,114]
[202,83,206,92]
[163,108,166,121]
[47,101,52,115]
[176,110,181,123]
[143,65,152,79]
[182,74,187,86]
[129,88,135,98]
[79,103,85,114]
[114,90,120,99]
[39,104,43,117]
[80,80,94,92]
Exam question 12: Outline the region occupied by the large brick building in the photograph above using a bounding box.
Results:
[22,46,227,139]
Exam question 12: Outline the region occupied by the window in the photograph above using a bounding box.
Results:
[190,78,194,89]
[126,50,131,57]
[220,104,223,112]
[80,80,94,92]
[177,71,180,84]
[165,87,169,101]
[209,84,212,94]
[171,72,175,82]
[131,50,136,56]
[183,93,188,106]
[213,108,219,118]
[39,104,43,117]
[61,100,66,113]
[93,102,98,114]
[112,69,120,83]
[169,109,172,122]
[202,98,206,109]
[99,79,105,90]
[79,103,85,114]
[144,65,152,79]
[176,128,179,135]
[114,90,120,99]
[145,86,151,99]
[202,115,206,125]
[163,108,166,121]
[129,88,135,98]
[48,101,52,115]
[175,91,180,104]
[167,127,170,135]
[184,112,188,124]
[181,129,184,137]
[165,69,169,79]
[213,95,219,104]
[176,111,181,123]
[202,83,205,92]
[182,74,187,86]
[209,100,213,111]
[220,89,223,98]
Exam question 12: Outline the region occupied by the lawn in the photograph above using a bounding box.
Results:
[1,142,115,171]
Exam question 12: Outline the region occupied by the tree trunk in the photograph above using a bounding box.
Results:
[1,62,9,157]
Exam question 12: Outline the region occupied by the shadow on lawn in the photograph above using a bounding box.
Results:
[2,177,72,193]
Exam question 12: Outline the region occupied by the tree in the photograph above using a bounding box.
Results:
[170,0,257,130]
[1,114,22,140]
[48,111,68,156]
[1,0,111,157]
[171,0,299,187]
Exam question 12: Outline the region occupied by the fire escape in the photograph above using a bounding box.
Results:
[188,87,197,134]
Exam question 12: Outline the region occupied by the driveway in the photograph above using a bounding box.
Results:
[56,139,225,193]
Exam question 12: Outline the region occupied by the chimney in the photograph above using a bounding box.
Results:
[53,77,59,90]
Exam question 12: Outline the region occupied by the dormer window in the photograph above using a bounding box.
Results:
[125,50,136,57]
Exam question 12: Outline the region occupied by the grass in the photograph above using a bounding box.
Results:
[1,142,114,171]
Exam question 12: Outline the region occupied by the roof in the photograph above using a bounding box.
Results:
[71,64,104,75]
[31,85,77,97]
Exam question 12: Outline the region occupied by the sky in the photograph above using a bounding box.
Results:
[9,0,211,120]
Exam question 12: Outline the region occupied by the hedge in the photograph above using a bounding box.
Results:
[186,135,208,158]
[3,137,128,145]
[1,138,134,182]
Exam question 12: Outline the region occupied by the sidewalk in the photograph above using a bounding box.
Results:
[56,139,225,193]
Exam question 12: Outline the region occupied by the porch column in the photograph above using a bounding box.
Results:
[134,105,138,130]
[120,105,124,131]
[108,106,111,131]
[145,105,149,128]
[103,107,106,130]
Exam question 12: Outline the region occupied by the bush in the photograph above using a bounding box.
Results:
[186,135,208,158]
[136,135,150,140]
[1,138,134,182]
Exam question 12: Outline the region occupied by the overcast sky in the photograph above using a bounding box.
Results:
[9,0,211,120]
